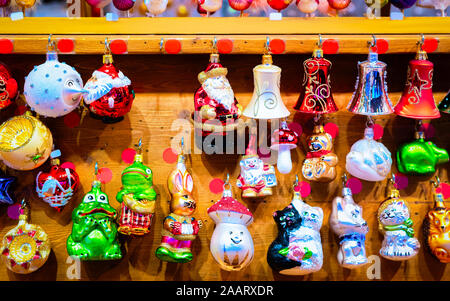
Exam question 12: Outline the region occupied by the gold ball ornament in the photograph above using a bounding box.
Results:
[139,1,148,14]
[0,112,53,171]
[15,0,36,8]
[177,5,189,17]
[1,209,51,274]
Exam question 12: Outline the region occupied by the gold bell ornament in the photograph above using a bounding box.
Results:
[0,111,53,171]
[1,200,51,274]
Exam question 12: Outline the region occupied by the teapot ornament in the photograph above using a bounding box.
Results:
[36,149,79,211]
[1,200,51,274]
[346,120,392,181]
[424,177,450,263]
[207,176,254,271]
[377,176,420,261]
[267,176,323,275]
[67,164,122,261]
[116,139,157,236]
[330,174,369,269]
[155,139,202,263]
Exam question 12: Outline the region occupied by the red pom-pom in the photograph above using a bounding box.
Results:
[394,173,408,190]
[439,183,450,199]
[57,39,75,53]
[97,167,113,183]
[63,111,81,128]
[0,39,13,54]
[209,178,224,194]
[370,38,389,54]
[372,123,384,140]
[324,122,338,139]
[423,37,438,53]
[288,122,303,137]
[422,123,435,139]
[164,39,182,54]
[347,177,362,194]
[14,105,28,116]
[121,148,136,164]
[217,39,233,54]
[163,148,178,164]
[323,39,339,54]
[294,181,311,198]
[269,39,285,54]
[110,39,128,54]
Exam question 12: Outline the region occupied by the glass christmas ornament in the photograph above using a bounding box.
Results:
[302,124,338,182]
[83,41,135,124]
[390,0,417,10]
[197,0,223,14]
[0,62,18,111]
[24,49,85,118]
[267,0,294,11]
[364,0,388,17]
[228,0,253,15]
[112,0,135,10]
[0,112,53,171]
[208,177,254,271]
[296,0,319,14]
[85,0,112,8]
[1,200,51,274]
[0,170,16,205]
[193,52,243,137]
[36,149,79,211]
[330,174,369,269]
[155,140,202,263]
[270,120,298,174]
[424,177,450,263]
[116,139,156,236]
[396,129,448,175]
[294,46,338,114]
[15,0,36,9]
[438,90,450,113]
[243,54,290,120]
[237,128,277,197]
[346,124,392,181]
[267,177,323,275]
[67,164,122,261]
[378,177,420,261]
[144,0,168,16]
[394,47,440,119]
[347,51,393,116]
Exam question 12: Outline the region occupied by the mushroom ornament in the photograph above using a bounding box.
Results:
[207,178,254,271]
[271,120,299,174]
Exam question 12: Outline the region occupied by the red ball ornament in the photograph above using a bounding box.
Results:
[112,0,135,10]
[327,0,350,10]
[36,150,80,211]
[267,0,293,11]
[0,62,18,111]
[228,0,253,11]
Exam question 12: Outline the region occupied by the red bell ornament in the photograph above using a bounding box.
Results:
[0,62,18,111]
[36,149,79,211]
[294,47,338,114]
[347,51,394,116]
[394,48,440,119]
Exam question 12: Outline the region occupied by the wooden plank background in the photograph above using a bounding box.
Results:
[0,52,448,281]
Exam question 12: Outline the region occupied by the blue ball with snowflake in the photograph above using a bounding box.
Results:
[24,51,86,118]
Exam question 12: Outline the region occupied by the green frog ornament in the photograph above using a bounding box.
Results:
[67,175,122,261]
[116,140,157,236]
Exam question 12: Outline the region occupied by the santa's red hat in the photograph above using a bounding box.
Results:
[198,59,228,84]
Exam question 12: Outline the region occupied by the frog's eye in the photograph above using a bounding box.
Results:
[146,168,151,175]
[97,194,108,204]
[84,193,95,203]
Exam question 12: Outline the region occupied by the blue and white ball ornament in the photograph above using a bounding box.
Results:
[24,51,86,118]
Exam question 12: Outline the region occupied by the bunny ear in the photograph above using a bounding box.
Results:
[174,172,183,192]
[184,172,193,193]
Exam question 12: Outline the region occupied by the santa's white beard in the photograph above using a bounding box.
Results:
[242,166,263,185]
[203,77,235,111]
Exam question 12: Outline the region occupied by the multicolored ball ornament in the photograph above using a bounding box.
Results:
[208,178,254,271]
[0,112,53,171]
[1,200,51,274]
[378,177,420,261]
[346,124,392,181]
[116,139,157,236]
[271,120,298,174]
[155,140,202,263]
[83,45,134,123]
[197,0,223,14]
[267,0,293,11]
[330,174,369,269]
[0,62,18,111]
[396,129,448,175]
[0,170,15,205]
[36,149,79,212]
[237,128,277,197]
[424,177,450,263]
[67,166,122,261]
[438,90,450,113]
[24,50,85,118]
[144,0,168,16]
[267,177,323,275]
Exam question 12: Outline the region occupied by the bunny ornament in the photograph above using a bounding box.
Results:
[155,139,202,263]
[330,174,369,269]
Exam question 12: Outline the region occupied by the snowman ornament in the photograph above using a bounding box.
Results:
[24,48,85,118]
[207,179,254,271]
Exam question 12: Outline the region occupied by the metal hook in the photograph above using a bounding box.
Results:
[293,174,299,189]
[317,34,323,49]
[389,173,396,186]
[94,162,98,176]
[366,116,375,128]
[313,113,321,124]
[417,34,425,50]
[20,198,26,209]
[160,38,164,53]
[431,175,441,188]
[368,34,377,49]
[342,173,348,187]
[47,34,56,51]
[265,36,271,54]
[104,37,111,54]
[212,36,218,54]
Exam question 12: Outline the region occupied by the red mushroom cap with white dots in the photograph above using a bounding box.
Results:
[207,196,253,226]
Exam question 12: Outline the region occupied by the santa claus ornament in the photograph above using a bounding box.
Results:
[116,139,157,236]
[0,62,18,111]
[236,127,277,198]
[193,49,243,145]
[24,42,85,118]
[208,176,254,271]
[36,149,79,212]
[1,200,51,274]
[83,39,135,124]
